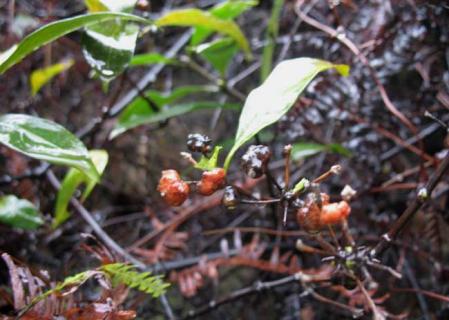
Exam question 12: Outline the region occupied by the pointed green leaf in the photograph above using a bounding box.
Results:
[0,195,43,230]
[291,143,327,160]
[327,143,352,157]
[155,8,252,59]
[0,114,99,181]
[110,101,240,139]
[110,85,221,138]
[224,58,350,169]
[0,12,149,75]
[30,59,74,96]
[53,150,109,228]
[291,142,352,160]
[130,53,179,66]
[191,0,257,45]
[195,38,238,76]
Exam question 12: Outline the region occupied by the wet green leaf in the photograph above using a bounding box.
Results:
[0,195,43,230]
[130,53,179,66]
[82,0,139,82]
[155,8,252,59]
[195,38,238,76]
[191,0,257,46]
[110,85,219,138]
[0,114,99,181]
[82,20,139,81]
[30,59,74,96]
[53,150,109,228]
[110,102,240,139]
[0,12,149,75]
[224,58,350,169]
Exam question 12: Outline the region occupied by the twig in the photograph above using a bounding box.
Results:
[184,271,329,319]
[45,170,146,268]
[109,30,192,116]
[403,259,430,320]
[370,151,449,257]
[355,278,385,320]
[180,55,246,102]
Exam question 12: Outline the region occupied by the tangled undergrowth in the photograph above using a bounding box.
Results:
[1,1,449,319]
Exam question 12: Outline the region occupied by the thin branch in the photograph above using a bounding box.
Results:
[370,151,449,257]
[184,271,329,319]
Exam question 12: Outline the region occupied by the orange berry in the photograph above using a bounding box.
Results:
[296,202,322,233]
[296,193,349,232]
[320,201,351,225]
[157,169,190,206]
[197,168,226,196]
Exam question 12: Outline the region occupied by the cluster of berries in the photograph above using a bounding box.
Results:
[157,134,226,206]
[157,133,352,233]
[296,192,351,233]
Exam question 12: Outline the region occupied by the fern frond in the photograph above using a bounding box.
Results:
[101,263,170,298]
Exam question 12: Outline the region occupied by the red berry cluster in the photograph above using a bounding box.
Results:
[296,192,351,233]
[157,134,226,207]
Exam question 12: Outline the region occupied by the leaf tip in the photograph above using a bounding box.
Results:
[334,64,350,77]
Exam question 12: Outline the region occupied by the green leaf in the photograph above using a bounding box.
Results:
[155,8,252,59]
[85,0,137,12]
[102,263,170,297]
[191,0,257,46]
[195,146,223,171]
[195,38,238,76]
[85,0,109,12]
[0,195,43,230]
[0,114,99,181]
[327,143,352,157]
[82,20,139,81]
[130,53,179,66]
[30,59,74,96]
[111,101,240,139]
[291,143,327,160]
[291,142,352,160]
[53,150,109,228]
[110,84,221,138]
[0,12,149,75]
[224,57,350,170]
[82,1,140,82]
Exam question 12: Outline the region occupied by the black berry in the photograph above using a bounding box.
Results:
[187,133,212,154]
[222,186,239,209]
[241,145,271,178]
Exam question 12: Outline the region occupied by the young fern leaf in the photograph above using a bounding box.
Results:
[102,263,170,298]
